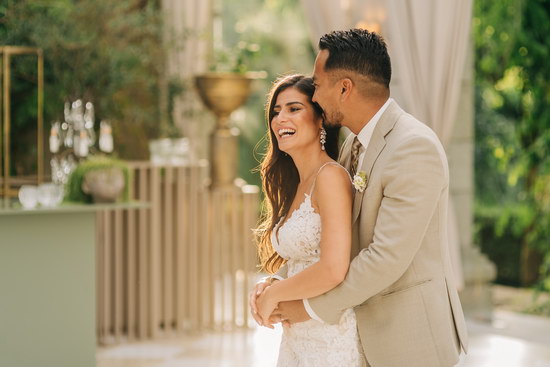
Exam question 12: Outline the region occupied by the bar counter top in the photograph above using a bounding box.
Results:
[0,200,149,216]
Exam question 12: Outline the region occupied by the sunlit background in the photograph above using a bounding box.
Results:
[1,0,549,366]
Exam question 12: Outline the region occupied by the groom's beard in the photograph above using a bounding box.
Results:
[323,110,344,128]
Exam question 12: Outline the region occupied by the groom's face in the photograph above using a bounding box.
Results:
[312,50,344,128]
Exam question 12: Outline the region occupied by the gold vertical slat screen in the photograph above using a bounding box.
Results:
[137,166,149,340]
[96,162,260,344]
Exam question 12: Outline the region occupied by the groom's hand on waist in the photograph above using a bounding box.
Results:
[272,300,311,325]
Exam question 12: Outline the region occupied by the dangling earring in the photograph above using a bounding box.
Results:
[320,127,327,151]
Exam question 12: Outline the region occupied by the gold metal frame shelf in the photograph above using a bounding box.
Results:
[0,46,44,197]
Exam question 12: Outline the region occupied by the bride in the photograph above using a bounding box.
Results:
[252,74,363,366]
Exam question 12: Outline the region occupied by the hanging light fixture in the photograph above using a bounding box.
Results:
[354,0,386,34]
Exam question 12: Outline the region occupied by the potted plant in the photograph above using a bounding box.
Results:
[195,41,265,127]
[65,156,131,203]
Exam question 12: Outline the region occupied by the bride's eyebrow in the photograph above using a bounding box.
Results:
[285,102,305,107]
[274,101,305,109]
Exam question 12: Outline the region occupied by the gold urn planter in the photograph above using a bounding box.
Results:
[195,72,260,187]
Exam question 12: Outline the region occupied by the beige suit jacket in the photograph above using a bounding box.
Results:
[277,100,468,367]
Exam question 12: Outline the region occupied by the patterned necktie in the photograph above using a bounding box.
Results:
[350,136,362,178]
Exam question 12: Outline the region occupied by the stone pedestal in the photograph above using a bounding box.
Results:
[460,246,497,321]
[194,73,254,187]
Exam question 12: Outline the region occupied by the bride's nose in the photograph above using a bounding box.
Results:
[276,110,291,124]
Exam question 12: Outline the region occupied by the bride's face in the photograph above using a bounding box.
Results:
[271,87,322,155]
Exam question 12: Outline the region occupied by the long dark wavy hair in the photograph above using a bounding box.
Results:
[256,74,340,273]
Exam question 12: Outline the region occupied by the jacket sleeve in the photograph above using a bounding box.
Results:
[306,134,448,324]
[273,262,288,279]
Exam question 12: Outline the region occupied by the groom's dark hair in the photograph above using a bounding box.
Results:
[319,28,391,88]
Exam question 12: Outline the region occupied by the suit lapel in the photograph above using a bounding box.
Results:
[352,132,385,223]
[352,100,403,224]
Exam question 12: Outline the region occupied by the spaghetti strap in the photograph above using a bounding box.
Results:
[308,162,352,197]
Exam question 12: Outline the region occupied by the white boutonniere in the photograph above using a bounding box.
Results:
[352,171,368,192]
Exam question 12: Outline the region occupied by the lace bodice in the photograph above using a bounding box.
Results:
[272,193,321,276]
[270,162,363,367]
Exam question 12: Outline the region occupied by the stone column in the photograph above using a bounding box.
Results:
[448,45,496,321]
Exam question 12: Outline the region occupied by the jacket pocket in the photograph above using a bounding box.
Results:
[380,279,432,297]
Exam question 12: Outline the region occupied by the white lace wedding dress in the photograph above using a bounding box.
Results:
[271,162,363,367]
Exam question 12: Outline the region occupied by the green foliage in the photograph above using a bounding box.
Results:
[475,204,527,286]
[210,41,261,74]
[474,0,550,288]
[65,156,131,203]
[1,0,176,163]
[524,256,550,317]
[523,298,550,318]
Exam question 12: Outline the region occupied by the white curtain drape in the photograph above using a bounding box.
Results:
[386,0,473,147]
[162,0,212,161]
[299,0,349,50]
[299,0,473,288]
[385,0,473,289]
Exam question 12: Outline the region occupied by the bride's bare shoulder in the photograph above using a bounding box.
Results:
[314,163,353,201]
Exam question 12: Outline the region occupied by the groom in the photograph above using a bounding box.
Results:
[250,29,468,367]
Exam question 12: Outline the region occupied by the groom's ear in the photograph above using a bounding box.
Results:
[340,78,353,101]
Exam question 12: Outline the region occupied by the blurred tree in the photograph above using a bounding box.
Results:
[1,0,314,187]
[0,0,175,167]
[508,0,550,288]
[473,0,550,290]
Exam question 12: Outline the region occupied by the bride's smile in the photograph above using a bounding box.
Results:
[271,88,323,155]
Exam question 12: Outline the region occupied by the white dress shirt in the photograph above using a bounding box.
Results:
[302,98,393,322]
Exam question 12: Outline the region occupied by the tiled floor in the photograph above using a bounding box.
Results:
[97,310,550,367]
